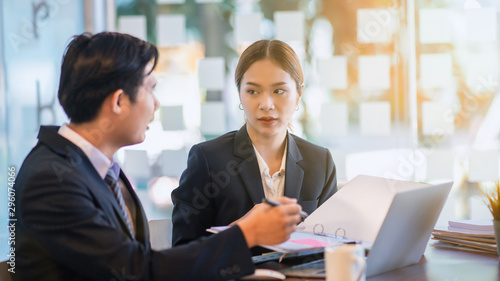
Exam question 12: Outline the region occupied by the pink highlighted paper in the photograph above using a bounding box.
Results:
[290,238,334,248]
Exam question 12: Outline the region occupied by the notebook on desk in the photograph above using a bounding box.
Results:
[281,175,453,278]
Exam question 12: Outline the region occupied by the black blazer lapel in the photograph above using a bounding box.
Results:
[38,126,136,240]
[284,133,304,199]
[233,125,265,204]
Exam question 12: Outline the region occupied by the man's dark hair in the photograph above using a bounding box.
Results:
[58,32,159,123]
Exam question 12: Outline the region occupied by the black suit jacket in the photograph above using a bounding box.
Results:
[171,125,337,246]
[13,126,254,281]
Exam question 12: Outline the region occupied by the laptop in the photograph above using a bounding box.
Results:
[281,175,453,278]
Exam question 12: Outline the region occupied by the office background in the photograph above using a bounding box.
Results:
[0,0,498,256]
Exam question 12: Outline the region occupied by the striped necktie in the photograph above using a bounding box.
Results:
[105,169,135,239]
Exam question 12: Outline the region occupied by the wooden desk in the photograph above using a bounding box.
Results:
[259,245,500,280]
[367,246,500,281]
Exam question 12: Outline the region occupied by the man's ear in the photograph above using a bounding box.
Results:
[110,89,127,114]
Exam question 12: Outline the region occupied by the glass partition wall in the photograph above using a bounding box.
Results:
[2,0,499,255]
[1,0,86,255]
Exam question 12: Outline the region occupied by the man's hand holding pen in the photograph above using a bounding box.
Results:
[237,197,302,247]
[262,198,309,221]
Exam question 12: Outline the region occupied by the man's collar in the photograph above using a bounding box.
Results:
[58,123,113,179]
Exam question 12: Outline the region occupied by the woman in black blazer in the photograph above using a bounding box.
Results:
[172,40,337,246]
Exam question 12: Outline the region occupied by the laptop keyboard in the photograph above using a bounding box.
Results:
[252,250,324,264]
[279,259,326,278]
[291,259,325,269]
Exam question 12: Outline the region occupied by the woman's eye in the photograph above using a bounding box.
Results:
[274,89,285,94]
[247,89,257,94]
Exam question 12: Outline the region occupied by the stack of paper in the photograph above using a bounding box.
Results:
[431,220,497,255]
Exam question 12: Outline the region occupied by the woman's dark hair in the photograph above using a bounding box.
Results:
[234,40,303,94]
[58,32,159,123]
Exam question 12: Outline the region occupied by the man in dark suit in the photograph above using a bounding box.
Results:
[13,32,302,281]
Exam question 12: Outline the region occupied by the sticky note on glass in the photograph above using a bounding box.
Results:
[320,103,348,136]
[422,102,454,136]
[160,149,188,177]
[160,105,185,131]
[157,15,185,47]
[357,9,396,43]
[420,53,452,89]
[198,57,225,90]
[465,52,499,92]
[465,8,496,42]
[123,150,151,179]
[195,0,223,3]
[234,13,261,46]
[200,102,226,135]
[469,150,499,182]
[358,55,391,90]
[118,16,147,41]
[419,9,453,44]
[274,11,304,43]
[156,0,184,4]
[359,102,391,136]
[317,56,348,89]
[425,150,454,180]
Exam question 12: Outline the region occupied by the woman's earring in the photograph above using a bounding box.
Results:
[239,103,244,110]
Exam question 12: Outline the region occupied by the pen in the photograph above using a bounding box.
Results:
[262,198,309,220]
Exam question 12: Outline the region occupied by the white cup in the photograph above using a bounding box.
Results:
[325,244,366,281]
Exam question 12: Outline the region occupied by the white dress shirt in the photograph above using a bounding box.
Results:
[58,123,135,234]
[253,141,287,199]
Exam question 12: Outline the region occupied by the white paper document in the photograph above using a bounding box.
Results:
[448,219,493,232]
[262,231,358,253]
[433,226,494,237]
[208,175,452,277]
[207,226,359,253]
